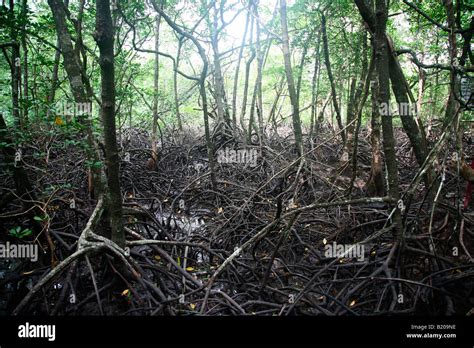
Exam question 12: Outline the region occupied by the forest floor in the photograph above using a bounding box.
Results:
[0,124,473,316]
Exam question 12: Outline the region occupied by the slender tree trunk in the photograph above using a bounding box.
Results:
[21,0,28,124]
[443,0,462,201]
[232,1,251,129]
[210,1,231,136]
[240,15,255,136]
[268,76,285,129]
[246,3,276,143]
[310,32,321,139]
[94,0,124,248]
[296,32,311,104]
[45,0,66,118]
[48,0,103,200]
[349,49,374,194]
[254,1,264,146]
[248,1,272,145]
[280,0,303,157]
[416,63,426,117]
[9,0,22,129]
[247,79,258,143]
[48,0,87,106]
[321,11,345,143]
[151,13,161,167]
[367,72,384,196]
[342,78,356,163]
[173,38,183,131]
[442,0,460,128]
[374,0,403,239]
[319,91,331,124]
[345,30,368,168]
[46,40,61,119]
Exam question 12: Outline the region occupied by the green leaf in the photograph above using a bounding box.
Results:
[8,227,20,237]
[8,226,32,238]
[19,229,33,238]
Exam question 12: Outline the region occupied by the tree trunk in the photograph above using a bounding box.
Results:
[310,32,321,139]
[94,0,125,248]
[416,64,426,117]
[268,76,285,132]
[354,0,430,184]
[342,77,356,164]
[387,46,429,174]
[321,11,345,143]
[296,32,312,104]
[231,2,251,128]
[46,0,66,119]
[247,78,258,143]
[280,0,304,157]
[9,0,22,129]
[349,50,374,194]
[46,40,61,119]
[21,0,28,124]
[442,0,460,128]
[240,15,255,136]
[367,72,384,196]
[210,1,231,137]
[48,0,103,198]
[151,13,161,167]
[374,0,403,239]
[349,30,368,152]
[173,38,183,131]
[254,1,264,146]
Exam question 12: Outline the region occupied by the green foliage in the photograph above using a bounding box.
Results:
[85,160,103,169]
[8,226,33,239]
[0,0,469,137]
